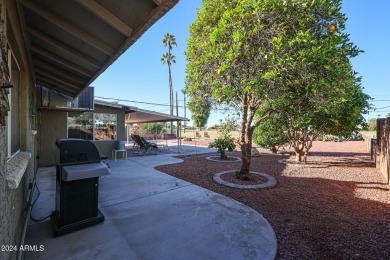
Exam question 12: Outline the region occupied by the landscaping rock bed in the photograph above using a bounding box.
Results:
[156,141,390,259]
[277,158,329,168]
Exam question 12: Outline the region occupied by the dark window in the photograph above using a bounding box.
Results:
[68,112,93,140]
[94,113,117,140]
[67,112,117,141]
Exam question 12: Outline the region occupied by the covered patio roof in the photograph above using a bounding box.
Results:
[125,108,188,124]
[17,0,179,98]
[94,99,137,113]
[93,99,188,123]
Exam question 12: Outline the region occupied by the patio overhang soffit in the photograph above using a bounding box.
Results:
[18,0,179,98]
[126,108,189,124]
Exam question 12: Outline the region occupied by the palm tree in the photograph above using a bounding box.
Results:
[161,33,176,134]
[160,53,176,109]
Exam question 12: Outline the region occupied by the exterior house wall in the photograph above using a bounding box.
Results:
[376,118,390,184]
[0,1,37,259]
[37,104,126,166]
[37,110,68,166]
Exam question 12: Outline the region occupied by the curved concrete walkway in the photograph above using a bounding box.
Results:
[25,154,276,259]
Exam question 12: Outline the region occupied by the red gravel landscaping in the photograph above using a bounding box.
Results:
[155,141,390,259]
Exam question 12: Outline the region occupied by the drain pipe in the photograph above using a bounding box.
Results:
[16,174,36,260]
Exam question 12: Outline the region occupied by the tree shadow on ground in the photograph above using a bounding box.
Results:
[300,151,375,168]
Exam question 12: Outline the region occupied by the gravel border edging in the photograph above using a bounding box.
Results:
[252,153,290,157]
[213,170,277,189]
[205,156,242,162]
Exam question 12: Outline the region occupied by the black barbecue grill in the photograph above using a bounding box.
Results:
[52,138,110,236]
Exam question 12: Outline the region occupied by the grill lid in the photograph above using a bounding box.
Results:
[56,138,100,164]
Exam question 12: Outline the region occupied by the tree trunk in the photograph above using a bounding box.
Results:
[303,150,308,163]
[237,94,251,180]
[220,150,227,160]
[271,144,277,154]
[295,151,302,162]
[294,146,304,162]
[303,135,315,163]
[168,57,174,134]
[237,143,251,180]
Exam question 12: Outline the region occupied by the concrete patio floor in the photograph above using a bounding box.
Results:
[25,147,277,259]
[126,140,218,157]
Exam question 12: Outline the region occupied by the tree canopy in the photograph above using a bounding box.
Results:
[137,122,165,135]
[185,0,370,176]
[264,1,371,161]
[187,97,212,129]
[186,0,292,179]
[253,110,288,154]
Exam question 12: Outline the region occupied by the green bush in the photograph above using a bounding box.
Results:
[138,123,166,135]
[367,118,377,131]
[253,114,287,153]
[209,135,236,160]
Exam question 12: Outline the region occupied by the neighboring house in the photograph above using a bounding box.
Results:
[0,1,179,259]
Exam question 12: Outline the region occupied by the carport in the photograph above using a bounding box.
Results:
[125,108,189,151]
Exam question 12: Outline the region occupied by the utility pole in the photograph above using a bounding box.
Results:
[176,91,179,138]
[183,91,186,133]
[176,91,179,116]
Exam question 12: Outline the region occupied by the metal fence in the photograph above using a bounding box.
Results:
[371,138,377,161]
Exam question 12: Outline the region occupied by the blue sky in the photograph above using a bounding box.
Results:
[92,0,390,126]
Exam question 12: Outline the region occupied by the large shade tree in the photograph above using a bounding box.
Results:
[185,0,368,179]
[186,0,290,180]
[254,62,370,162]
[187,96,212,130]
[265,1,370,162]
[284,69,370,162]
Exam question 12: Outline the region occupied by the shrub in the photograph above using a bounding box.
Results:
[209,135,236,160]
[138,123,166,135]
[253,114,288,153]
